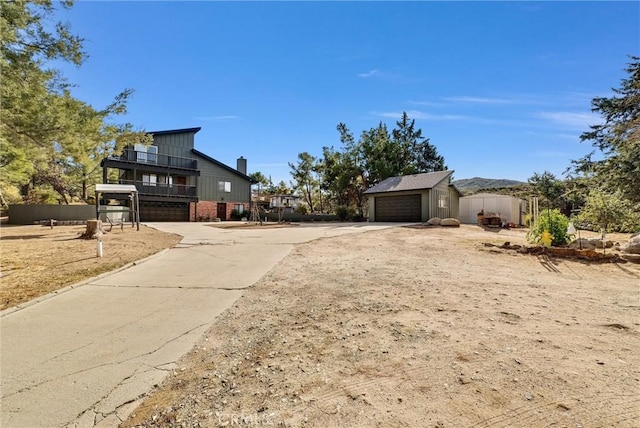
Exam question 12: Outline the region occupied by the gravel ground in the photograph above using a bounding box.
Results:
[124,225,640,427]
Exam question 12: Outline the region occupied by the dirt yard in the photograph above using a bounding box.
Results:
[0,223,181,310]
[124,225,640,427]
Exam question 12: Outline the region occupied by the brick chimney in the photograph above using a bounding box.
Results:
[237,156,247,175]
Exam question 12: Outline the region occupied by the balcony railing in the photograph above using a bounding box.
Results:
[108,180,197,198]
[108,149,197,170]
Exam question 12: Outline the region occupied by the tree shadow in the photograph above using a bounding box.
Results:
[613,262,640,278]
[537,254,562,273]
[0,235,45,241]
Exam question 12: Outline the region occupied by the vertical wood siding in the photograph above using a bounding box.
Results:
[196,157,251,202]
[151,133,195,158]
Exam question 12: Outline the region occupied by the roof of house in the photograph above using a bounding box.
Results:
[364,170,454,194]
[148,127,202,136]
[191,149,258,184]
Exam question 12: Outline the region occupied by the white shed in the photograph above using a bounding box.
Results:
[459,193,526,225]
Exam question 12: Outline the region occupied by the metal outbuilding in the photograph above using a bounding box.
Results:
[459,193,526,225]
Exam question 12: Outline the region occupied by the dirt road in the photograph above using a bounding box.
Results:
[125,225,639,427]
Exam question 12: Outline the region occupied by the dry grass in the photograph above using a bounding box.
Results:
[0,224,181,310]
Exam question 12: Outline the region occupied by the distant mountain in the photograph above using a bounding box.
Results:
[452,177,527,192]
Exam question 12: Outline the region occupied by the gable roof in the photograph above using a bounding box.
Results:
[191,149,257,184]
[364,170,454,194]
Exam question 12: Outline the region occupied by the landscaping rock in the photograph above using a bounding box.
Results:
[568,238,613,250]
[440,218,461,227]
[427,217,441,226]
[622,234,640,254]
[568,238,592,249]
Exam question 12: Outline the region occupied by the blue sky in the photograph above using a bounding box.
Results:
[56,1,639,184]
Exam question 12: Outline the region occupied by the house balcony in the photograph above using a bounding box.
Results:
[106,179,198,201]
[102,150,199,176]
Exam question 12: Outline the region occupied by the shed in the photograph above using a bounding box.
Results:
[459,193,526,225]
[364,170,461,222]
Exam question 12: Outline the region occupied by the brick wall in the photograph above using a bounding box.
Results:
[191,201,216,221]
[190,201,249,221]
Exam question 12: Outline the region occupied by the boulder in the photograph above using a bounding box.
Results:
[595,240,614,249]
[427,217,441,226]
[440,218,461,227]
[568,238,613,250]
[622,234,640,254]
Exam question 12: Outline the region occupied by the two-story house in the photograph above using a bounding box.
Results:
[101,127,256,221]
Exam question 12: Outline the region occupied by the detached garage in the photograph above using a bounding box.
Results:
[365,170,461,222]
[459,193,526,225]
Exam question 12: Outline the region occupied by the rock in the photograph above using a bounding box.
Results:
[440,218,460,227]
[622,234,640,254]
[568,238,613,250]
[427,217,441,226]
[592,239,614,249]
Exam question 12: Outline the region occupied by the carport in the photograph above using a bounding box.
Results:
[95,184,140,230]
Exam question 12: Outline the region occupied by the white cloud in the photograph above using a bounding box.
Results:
[443,96,520,105]
[533,111,596,129]
[357,69,380,78]
[407,99,445,107]
[194,115,239,121]
[522,131,579,141]
[373,110,466,121]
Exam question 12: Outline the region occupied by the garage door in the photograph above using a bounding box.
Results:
[375,194,421,222]
[139,201,189,222]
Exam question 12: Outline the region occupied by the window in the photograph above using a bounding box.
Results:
[142,174,157,186]
[147,145,158,163]
[135,144,157,163]
[158,175,173,186]
[234,204,244,214]
[218,181,231,192]
[438,193,448,209]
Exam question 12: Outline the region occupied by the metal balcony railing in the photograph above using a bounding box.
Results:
[108,180,197,198]
[109,149,198,170]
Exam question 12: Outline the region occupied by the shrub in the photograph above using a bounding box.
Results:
[295,204,309,215]
[335,206,349,221]
[351,212,365,222]
[577,189,640,234]
[230,209,242,220]
[527,209,570,247]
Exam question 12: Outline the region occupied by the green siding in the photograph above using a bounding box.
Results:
[121,129,251,204]
[151,132,196,158]
[196,156,252,202]
[448,187,460,218]
[150,131,251,203]
[429,179,452,219]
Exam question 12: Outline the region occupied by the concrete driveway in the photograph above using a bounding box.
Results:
[1,222,403,427]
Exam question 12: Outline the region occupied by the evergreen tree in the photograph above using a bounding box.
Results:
[572,56,640,203]
[0,0,147,205]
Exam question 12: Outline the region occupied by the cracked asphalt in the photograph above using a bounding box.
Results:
[0,221,401,427]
